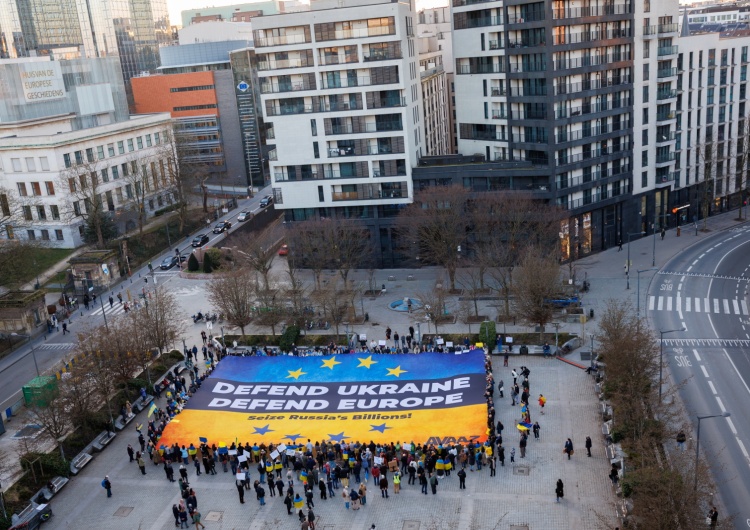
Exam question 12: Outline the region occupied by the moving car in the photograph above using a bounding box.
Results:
[160,255,187,270]
[278,244,289,256]
[213,221,232,233]
[259,195,273,207]
[237,210,252,222]
[191,234,210,247]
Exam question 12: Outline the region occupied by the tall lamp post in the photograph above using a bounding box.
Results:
[636,268,658,317]
[659,327,685,400]
[11,333,40,377]
[694,411,730,490]
[626,231,646,289]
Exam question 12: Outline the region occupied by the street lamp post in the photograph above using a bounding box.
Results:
[11,333,40,377]
[99,291,109,332]
[659,328,685,400]
[626,231,646,289]
[636,268,658,317]
[694,412,730,490]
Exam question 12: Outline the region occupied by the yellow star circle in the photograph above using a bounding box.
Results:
[386,365,407,377]
[357,355,378,369]
[321,356,341,370]
[286,368,307,380]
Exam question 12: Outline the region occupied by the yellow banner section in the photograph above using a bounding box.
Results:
[158,403,489,448]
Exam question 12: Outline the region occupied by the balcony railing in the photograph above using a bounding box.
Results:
[457,16,504,29]
[268,149,277,161]
[258,58,314,70]
[655,131,676,143]
[555,166,632,190]
[266,128,275,139]
[556,143,633,166]
[488,40,504,50]
[368,97,407,109]
[553,28,631,45]
[657,68,678,78]
[261,81,315,94]
[553,3,632,19]
[491,87,506,97]
[255,34,311,47]
[555,76,631,95]
[458,63,506,75]
[266,100,364,116]
[363,51,402,62]
[323,26,396,41]
[319,54,359,66]
[508,39,546,48]
[657,89,677,100]
[506,13,545,24]
[658,23,679,33]
[372,169,407,177]
[319,76,399,89]
[657,45,678,57]
[642,25,657,36]
[655,152,676,164]
[332,189,404,201]
[368,145,403,155]
[452,0,499,6]
[553,53,628,70]
[509,87,547,97]
[656,111,676,122]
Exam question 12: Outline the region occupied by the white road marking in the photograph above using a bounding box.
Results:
[667,297,673,311]
[695,298,701,312]
[736,438,750,460]
[658,296,664,310]
[714,299,720,313]
[692,259,699,265]
[726,417,738,435]
[743,300,749,315]
[649,296,655,311]
[686,297,692,312]
[724,299,731,314]
[701,365,710,378]
[693,349,701,361]
[706,298,711,312]
[716,396,727,413]
[734,300,740,314]
[708,380,718,395]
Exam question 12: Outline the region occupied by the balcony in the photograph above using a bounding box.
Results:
[553,53,629,71]
[488,40,504,50]
[552,3,632,19]
[368,97,407,109]
[372,169,407,177]
[508,39,545,48]
[457,16,504,29]
[266,100,363,116]
[260,81,315,94]
[255,34,311,47]
[642,25,657,37]
[657,45,678,57]
[555,76,631,95]
[491,111,507,119]
[363,51,402,62]
[268,149,277,161]
[552,28,631,45]
[508,63,547,73]
[491,87,506,97]
[509,87,547,97]
[657,89,677,100]
[319,54,358,66]
[329,124,353,135]
[657,68,678,78]
[512,133,548,144]
[266,128,275,139]
[655,132,676,143]
[658,23,679,34]
[319,76,399,89]
[458,63,506,74]
[656,111,676,122]
[556,143,633,166]
[368,145,403,155]
[655,152,675,164]
[506,13,545,24]
[365,122,403,132]
[257,58,313,70]
[452,0,499,5]
[323,26,396,41]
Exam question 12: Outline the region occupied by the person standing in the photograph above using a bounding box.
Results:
[179,464,189,484]
[498,380,504,398]
[419,468,428,494]
[358,482,367,505]
[102,476,112,497]
[489,455,496,477]
[532,422,541,440]
[342,486,350,509]
[429,473,438,495]
[498,445,505,467]
[511,369,518,385]
[457,468,466,489]
[519,435,527,458]
[172,504,180,527]
[379,475,389,498]
[564,438,574,460]
[708,506,718,528]
[127,444,135,462]
[137,452,147,475]
[236,480,245,504]
[192,509,206,530]
[618,239,623,251]
[392,471,401,494]
[538,394,546,414]
[307,508,316,529]
[284,492,293,514]
[257,483,266,506]
[178,506,189,528]
[555,479,564,502]
[585,436,592,457]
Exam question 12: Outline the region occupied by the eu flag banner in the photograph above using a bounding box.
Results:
[158,350,488,447]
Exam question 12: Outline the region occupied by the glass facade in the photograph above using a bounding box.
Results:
[0,0,170,81]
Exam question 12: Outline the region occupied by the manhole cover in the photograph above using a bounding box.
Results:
[204,511,223,522]
[13,424,42,438]
[113,506,133,517]
[403,522,421,530]
[513,465,530,476]
[510,526,529,530]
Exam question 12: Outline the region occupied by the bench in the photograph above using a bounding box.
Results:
[91,430,116,452]
[114,412,135,431]
[33,476,69,503]
[11,501,52,530]
[132,395,154,413]
[69,444,96,475]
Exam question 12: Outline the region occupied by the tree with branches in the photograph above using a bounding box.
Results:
[206,268,255,336]
[135,285,184,353]
[396,184,470,291]
[58,158,109,248]
[513,247,561,337]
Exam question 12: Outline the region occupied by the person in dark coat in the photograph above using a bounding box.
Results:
[585,436,592,457]
[284,492,293,514]
[236,480,245,503]
[457,468,466,489]
[555,479,564,502]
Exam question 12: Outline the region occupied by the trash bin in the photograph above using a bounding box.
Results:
[589,309,594,319]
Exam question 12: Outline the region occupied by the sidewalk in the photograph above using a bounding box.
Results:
[43,354,616,530]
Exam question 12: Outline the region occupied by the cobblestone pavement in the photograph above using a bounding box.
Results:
[45,354,616,530]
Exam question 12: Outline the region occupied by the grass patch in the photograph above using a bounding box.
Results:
[2,247,75,288]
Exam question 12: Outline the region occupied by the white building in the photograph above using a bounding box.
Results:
[252,0,424,218]
[418,33,452,155]
[178,21,255,45]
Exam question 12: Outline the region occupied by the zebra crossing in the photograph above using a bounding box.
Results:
[90,302,130,318]
[38,343,75,351]
[648,295,749,315]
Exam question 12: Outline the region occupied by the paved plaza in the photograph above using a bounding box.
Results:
[45,353,616,530]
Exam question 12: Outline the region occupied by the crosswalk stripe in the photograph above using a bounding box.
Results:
[658,296,664,310]
[743,300,749,315]
[649,296,655,311]
[648,295,748,315]
[676,296,681,312]
[706,298,711,313]
[714,299,720,313]
[733,300,740,315]
[667,297,673,311]
[724,299,730,314]
[686,297,691,312]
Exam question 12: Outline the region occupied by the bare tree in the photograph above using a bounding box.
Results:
[325,219,373,288]
[122,157,150,235]
[235,222,282,291]
[135,285,184,353]
[286,218,332,290]
[253,281,286,336]
[58,157,109,247]
[311,277,349,339]
[206,268,255,335]
[396,185,470,291]
[416,283,451,335]
[513,247,561,337]
[27,384,71,459]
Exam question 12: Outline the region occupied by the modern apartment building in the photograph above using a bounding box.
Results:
[451,0,637,259]
[252,0,424,262]
[419,34,452,156]
[0,0,171,82]
[0,56,175,247]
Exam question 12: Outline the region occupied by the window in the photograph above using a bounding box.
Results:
[127,139,134,152]
[101,168,109,183]
[643,86,649,103]
[643,108,649,124]
[25,157,36,171]
[97,145,105,159]
[642,151,648,165]
[0,194,9,217]
[31,182,41,196]
[75,151,83,164]
[68,178,76,193]
[51,205,60,220]
[108,143,115,157]
[37,206,46,220]
[73,201,82,216]
[40,157,49,171]
[313,142,320,158]
[112,165,119,180]
[642,130,649,144]
[63,153,71,168]
[154,132,160,145]
[172,104,218,112]
[643,43,650,59]
[170,85,215,92]
[115,187,124,203]
[118,141,125,154]
[136,137,144,149]
[643,63,649,81]
[22,206,32,221]
[311,119,317,136]
[11,158,22,172]
[125,184,133,199]
[145,134,152,147]
[121,163,128,177]
[45,181,55,195]
[55,229,63,241]
[5,225,13,239]
[27,229,35,241]
[642,171,648,187]
[86,148,94,162]
[17,182,27,196]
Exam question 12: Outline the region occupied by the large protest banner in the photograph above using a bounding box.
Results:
[158,350,488,447]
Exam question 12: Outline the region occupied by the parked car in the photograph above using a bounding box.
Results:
[237,210,252,222]
[160,255,187,269]
[278,244,289,256]
[191,234,210,247]
[259,195,273,207]
[545,296,579,308]
[213,221,232,233]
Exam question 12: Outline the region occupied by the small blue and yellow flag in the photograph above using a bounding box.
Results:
[148,403,158,417]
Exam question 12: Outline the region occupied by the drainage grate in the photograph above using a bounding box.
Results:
[510,526,530,530]
[403,522,421,530]
[513,465,530,476]
[113,507,133,517]
[204,511,223,522]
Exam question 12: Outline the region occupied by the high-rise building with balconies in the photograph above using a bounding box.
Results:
[252,0,424,263]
